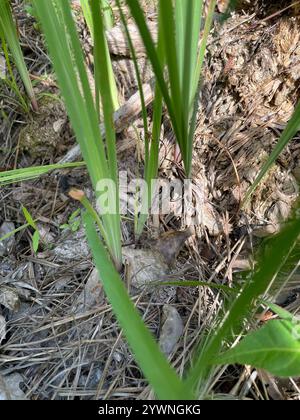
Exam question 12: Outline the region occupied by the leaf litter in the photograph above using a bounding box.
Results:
[0,0,300,400]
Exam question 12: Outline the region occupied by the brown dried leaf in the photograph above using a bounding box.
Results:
[152,228,194,266]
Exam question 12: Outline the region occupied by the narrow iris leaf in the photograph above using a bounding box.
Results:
[33,0,122,267]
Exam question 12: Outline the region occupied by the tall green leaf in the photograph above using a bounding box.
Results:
[80,0,119,113]
[127,0,182,161]
[127,0,215,176]
[101,0,114,30]
[33,0,122,268]
[116,0,164,236]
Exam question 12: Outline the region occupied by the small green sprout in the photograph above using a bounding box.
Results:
[60,208,81,232]
[22,206,40,252]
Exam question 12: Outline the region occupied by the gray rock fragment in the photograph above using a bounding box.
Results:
[159,305,184,356]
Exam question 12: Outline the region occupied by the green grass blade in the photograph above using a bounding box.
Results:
[134,79,163,236]
[127,0,213,176]
[81,0,114,31]
[175,0,202,116]
[185,0,203,107]
[80,0,119,113]
[192,0,216,101]
[129,10,164,236]
[0,162,85,185]
[187,82,202,175]
[0,0,37,109]
[179,0,204,175]
[1,36,29,112]
[60,0,121,265]
[181,1,195,116]
[159,0,184,152]
[136,83,163,235]
[101,0,114,30]
[32,230,40,252]
[244,99,300,203]
[83,211,194,400]
[187,0,216,176]
[80,0,93,35]
[117,0,165,236]
[127,0,181,150]
[0,222,30,243]
[116,0,152,236]
[174,0,184,84]
[116,0,149,157]
[90,0,122,264]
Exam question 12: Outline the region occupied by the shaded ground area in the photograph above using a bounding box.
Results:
[0,0,300,399]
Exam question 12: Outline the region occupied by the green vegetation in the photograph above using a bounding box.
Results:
[0,0,300,399]
[0,0,37,110]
